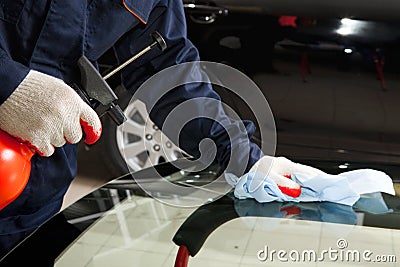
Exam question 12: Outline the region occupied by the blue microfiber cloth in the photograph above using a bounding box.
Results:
[226,169,395,206]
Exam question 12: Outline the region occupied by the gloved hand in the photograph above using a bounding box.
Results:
[249,155,326,197]
[0,70,102,156]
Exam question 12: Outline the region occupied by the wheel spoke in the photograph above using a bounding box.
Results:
[133,100,149,119]
[122,141,146,157]
[122,119,145,137]
[160,146,176,161]
[127,159,142,172]
[167,152,178,161]
[148,152,162,166]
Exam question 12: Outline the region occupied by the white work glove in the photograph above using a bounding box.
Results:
[0,70,102,156]
[248,155,325,197]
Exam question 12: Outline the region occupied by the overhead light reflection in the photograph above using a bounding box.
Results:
[338,163,350,169]
[340,18,353,25]
[337,27,352,36]
[336,18,367,36]
[344,48,353,54]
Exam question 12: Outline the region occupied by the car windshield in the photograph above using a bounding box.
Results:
[1,160,399,266]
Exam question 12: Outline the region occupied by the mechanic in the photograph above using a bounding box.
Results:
[0,0,319,230]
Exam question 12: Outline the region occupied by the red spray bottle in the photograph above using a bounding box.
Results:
[0,129,34,211]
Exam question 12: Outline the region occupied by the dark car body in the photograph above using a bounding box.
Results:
[183,0,400,181]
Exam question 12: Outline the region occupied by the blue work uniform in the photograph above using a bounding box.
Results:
[0,0,263,233]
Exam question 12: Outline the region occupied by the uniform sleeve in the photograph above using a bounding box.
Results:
[0,47,30,105]
[114,0,263,176]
